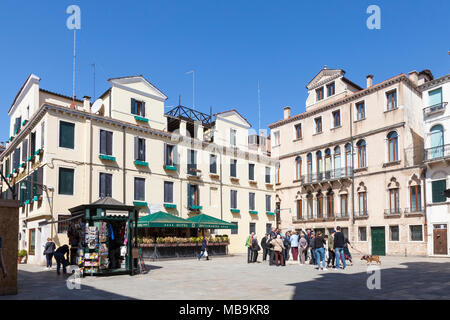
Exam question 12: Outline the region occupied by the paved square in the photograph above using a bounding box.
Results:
[2,254,450,300]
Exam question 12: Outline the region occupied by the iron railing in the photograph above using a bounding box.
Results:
[302,167,353,184]
[354,211,368,218]
[424,144,450,162]
[423,102,447,117]
[404,207,424,215]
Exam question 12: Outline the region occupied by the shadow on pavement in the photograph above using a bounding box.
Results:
[287,261,450,300]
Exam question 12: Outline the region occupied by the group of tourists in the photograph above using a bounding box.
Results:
[245,226,354,271]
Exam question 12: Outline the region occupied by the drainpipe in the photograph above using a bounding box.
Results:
[89,119,93,203]
[350,103,356,241]
[123,125,126,204]
[219,147,223,220]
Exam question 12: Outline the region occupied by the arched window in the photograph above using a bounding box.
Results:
[388,178,400,214]
[307,153,313,182]
[326,189,334,218]
[430,125,444,159]
[316,151,323,180]
[334,146,341,177]
[325,149,332,179]
[316,191,323,218]
[295,156,302,181]
[345,143,352,176]
[356,140,367,168]
[387,131,398,162]
[306,192,313,218]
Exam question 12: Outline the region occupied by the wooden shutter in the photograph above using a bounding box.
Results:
[142,101,146,117]
[100,130,106,155]
[131,98,137,114]
[142,139,146,162]
[107,131,113,156]
[134,137,139,161]
[432,180,447,203]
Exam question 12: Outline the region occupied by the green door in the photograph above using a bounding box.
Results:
[371,227,386,256]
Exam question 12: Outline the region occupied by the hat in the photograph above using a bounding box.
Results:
[332,229,336,233]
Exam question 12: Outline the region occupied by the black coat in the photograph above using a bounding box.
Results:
[261,237,268,249]
[334,232,345,248]
[43,242,56,255]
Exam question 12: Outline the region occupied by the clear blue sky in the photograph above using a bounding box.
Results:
[0,0,449,143]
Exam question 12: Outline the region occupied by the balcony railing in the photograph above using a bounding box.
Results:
[302,167,353,184]
[424,144,450,162]
[384,208,402,216]
[404,207,424,215]
[423,102,447,117]
[354,211,368,218]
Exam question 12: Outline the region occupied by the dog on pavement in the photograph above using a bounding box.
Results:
[361,255,381,265]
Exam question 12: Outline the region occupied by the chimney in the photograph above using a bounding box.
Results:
[408,71,419,86]
[366,75,374,88]
[83,96,91,111]
[284,106,291,120]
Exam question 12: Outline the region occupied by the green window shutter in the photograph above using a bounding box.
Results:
[432,180,447,203]
[60,121,75,149]
[131,98,137,115]
[429,88,442,106]
[59,168,74,195]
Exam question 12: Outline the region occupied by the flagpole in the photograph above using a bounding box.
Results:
[73,29,76,101]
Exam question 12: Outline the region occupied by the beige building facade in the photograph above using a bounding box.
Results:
[0,74,276,265]
[269,67,433,256]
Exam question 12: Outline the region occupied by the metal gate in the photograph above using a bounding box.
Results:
[371,227,386,256]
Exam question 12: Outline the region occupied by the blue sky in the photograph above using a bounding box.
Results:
[0,0,449,143]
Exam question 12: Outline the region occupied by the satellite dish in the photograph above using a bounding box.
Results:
[91,99,103,114]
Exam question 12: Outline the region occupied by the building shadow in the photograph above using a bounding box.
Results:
[287,261,450,300]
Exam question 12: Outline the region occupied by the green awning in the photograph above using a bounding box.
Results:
[137,211,197,228]
[187,214,237,229]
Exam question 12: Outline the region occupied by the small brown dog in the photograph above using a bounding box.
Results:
[361,255,381,264]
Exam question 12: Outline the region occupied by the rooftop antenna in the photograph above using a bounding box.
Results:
[258,81,261,136]
[186,70,195,110]
[66,5,81,101]
[179,95,181,106]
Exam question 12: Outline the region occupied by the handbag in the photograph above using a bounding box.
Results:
[204,250,208,257]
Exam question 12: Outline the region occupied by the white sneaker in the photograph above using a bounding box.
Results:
[323,268,328,271]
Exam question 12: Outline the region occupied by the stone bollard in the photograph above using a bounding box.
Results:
[0,200,20,296]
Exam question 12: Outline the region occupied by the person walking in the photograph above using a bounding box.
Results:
[290,231,299,263]
[334,226,346,270]
[270,235,285,266]
[261,234,269,261]
[245,232,254,263]
[344,237,353,265]
[327,230,336,268]
[314,231,327,271]
[53,244,69,275]
[251,235,260,263]
[299,233,308,265]
[198,237,209,261]
[43,238,56,270]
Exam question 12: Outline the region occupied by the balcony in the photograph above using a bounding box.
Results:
[354,211,368,219]
[404,207,424,216]
[423,102,447,117]
[384,208,402,218]
[302,167,353,186]
[424,144,450,163]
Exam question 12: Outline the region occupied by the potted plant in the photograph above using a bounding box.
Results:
[18,250,27,264]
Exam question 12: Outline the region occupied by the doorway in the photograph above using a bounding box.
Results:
[371,227,386,256]
[433,224,448,255]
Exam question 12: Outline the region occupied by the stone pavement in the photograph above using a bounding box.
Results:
[1,254,450,300]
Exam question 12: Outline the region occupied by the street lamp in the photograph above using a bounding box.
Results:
[0,170,16,200]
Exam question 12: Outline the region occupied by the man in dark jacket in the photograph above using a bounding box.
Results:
[251,235,260,262]
[334,226,346,269]
[261,234,269,261]
[54,245,69,275]
[43,238,56,270]
[309,232,316,265]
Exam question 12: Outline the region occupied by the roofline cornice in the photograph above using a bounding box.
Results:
[418,74,450,92]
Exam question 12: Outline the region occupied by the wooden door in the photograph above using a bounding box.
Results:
[433,225,448,255]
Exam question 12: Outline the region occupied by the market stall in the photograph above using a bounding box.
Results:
[137,212,233,259]
[68,198,139,276]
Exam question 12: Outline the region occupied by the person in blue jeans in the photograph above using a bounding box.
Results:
[198,237,209,261]
[313,231,327,270]
[53,245,69,275]
[334,226,346,269]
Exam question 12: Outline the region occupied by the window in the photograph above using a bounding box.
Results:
[134,177,145,201]
[314,117,322,134]
[316,87,324,101]
[316,151,323,179]
[131,98,145,117]
[334,146,341,177]
[14,116,21,134]
[332,110,341,128]
[28,229,36,256]
[307,153,312,182]
[57,215,72,234]
[210,154,217,174]
[30,132,36,155]
[164,144,177,166]
[316,192,323,218]
[295,157,302,181]
[340,194,348,217]
[386,90,397,111]
[230,190,238,209]
[134,137,146,161]
[327,82,335,97]
[59,121,75,149]
[59,168,74,195]
[430,125,444,159]
[358,192,367,215]
[273,131,280,146]
[266,195,271,212]
[249,192,255,211]
[230,159,237,178]
[389,226,399,241]
[187,150,197,175]
[296,199,302,220]
[231,222,238,235]
[428,88,443,107]
[32,167,43,198]
[100,130,113,156]
[356,101,365,121]
[22,139,28,162]
[188,184,200,208]
[357,140,367,168]
[266,223,272,234]
[265,167,271,184]
[164,181,174,203]
[13,147,20,169]
[295,124,302,139]
[99,173,112,198]
[307,193,313,218]
[358,227,367,241]
[410,185,421,212]
[387,132,398,162]
[324,149,332,179]
[230,129,237,146]
[345,143,352,176]
[248,163,255,181]
[432,180,447,203]
[249,223,256,234]
[327,191,334,217]
[389,188,400,213]
[410,225,423,241]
